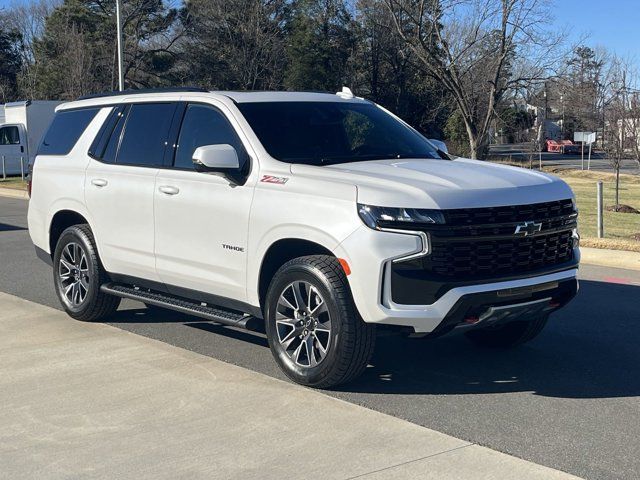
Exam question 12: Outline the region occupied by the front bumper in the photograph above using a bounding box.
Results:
[334,225,579,333]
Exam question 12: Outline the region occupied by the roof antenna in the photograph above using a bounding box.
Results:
[336,86,355,99]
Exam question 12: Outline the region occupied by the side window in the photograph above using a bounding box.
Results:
[101,107,128,164]
[38,108,99,155]
[0,126,20,145]
[116,103,176,167]
[174,104,246,170]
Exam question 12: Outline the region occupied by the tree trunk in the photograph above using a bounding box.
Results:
[462,116,481,159]
[615,164,620,207]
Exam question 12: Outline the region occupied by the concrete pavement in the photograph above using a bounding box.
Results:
[0,185,28,199]
[0,292,581,480]
[580,246,640,271]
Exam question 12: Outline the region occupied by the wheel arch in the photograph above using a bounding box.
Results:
[257,238,335,312]
[48,209,92,258]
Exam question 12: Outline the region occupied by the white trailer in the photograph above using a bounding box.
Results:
[1,101,62,177]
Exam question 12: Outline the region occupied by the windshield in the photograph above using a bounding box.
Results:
[236,101,445,165]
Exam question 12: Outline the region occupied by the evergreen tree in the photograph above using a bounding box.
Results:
[179,0,287,90]
[284,0,357,91]
[31,0,180,99]
[0,27,23,102]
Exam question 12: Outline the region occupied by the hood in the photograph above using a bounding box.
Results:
[290,158,574,209]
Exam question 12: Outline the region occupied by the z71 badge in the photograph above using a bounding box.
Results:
[260,175,289,185]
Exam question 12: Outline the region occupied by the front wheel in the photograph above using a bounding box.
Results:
[464,314,549,348]
[265,255,375,388]
[53,224,120,322]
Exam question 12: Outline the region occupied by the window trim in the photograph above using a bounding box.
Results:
[85,100,252,175]
[88,105,125,160]
[88,102,179,169]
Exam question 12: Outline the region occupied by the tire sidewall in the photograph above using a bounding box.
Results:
[265,262,350,386]
[53,226,100,317]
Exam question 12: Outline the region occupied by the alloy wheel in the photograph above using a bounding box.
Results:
[276,281,332,367]
[58,242,90,307]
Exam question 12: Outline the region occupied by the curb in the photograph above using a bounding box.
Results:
[0,186,28,199]
[580,246,640,271]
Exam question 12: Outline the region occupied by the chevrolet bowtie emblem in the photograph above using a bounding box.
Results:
[514,221,542,236]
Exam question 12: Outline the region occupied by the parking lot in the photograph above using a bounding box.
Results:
[2,195,640,479]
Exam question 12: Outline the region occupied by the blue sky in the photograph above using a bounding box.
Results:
[552,0,640,61]
[0,0,638,62]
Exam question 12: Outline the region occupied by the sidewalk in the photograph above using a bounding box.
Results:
[580,246,640,271]
[0,292,581,480]
[0,185,28,199]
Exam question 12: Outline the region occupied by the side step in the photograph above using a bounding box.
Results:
[100,283,263,331]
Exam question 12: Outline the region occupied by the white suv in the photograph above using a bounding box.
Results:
[28,88,580,388]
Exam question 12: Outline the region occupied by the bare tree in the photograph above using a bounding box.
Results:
[602,56,639,208]
[181,0,287,90]
[3,0,58,99]
[383,0,566,158]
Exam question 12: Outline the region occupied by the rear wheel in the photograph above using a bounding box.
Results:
[265,255,375,388]
[464,314,549,348]
[53,224,120,321]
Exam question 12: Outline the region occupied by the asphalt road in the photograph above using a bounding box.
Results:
[2,196,640,480]
[488,143,640,174]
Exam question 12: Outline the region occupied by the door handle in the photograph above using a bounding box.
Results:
[91,178,108,187]
[158,185,180,196]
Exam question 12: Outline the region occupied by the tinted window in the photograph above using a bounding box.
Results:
[237,101,444,165]
[174,104,245,169]
[0,126,20,145]
[101,108,128,164]
[116,103,176,167]
[39,108,99,155]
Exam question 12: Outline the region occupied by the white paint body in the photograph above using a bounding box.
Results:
[28,91,579,332]
[0,101,62,175]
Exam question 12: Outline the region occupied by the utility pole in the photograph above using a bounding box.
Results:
[602,87,606,149]
[543,82,548,140]
[116,0,125,91]
[561,92,565,139]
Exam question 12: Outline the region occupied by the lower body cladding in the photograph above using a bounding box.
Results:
[335,225,579,334]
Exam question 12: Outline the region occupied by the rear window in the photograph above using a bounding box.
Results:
[39,108,100,156]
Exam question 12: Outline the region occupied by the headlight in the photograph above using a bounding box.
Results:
[572,228,580,248]
[357,203,446,230]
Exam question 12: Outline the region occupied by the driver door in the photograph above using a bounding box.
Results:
[154,102,255,303]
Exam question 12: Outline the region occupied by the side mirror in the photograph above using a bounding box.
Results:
[193,144,239,171]
[193,144,246,184]
[429,138,448,154]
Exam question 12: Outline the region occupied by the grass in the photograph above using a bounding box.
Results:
[0,176,27,190]
[546,169,640,251]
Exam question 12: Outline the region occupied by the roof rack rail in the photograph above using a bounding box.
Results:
[77,86,208,101]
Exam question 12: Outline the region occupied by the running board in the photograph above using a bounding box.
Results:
[100,283,263,331]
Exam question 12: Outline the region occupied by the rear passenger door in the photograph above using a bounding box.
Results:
[154,102,254,303]
[85,102,178,282]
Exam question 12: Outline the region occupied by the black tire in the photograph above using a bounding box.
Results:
[265,255,375,389]
[464,314,549,348]
[53,224,120,322]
